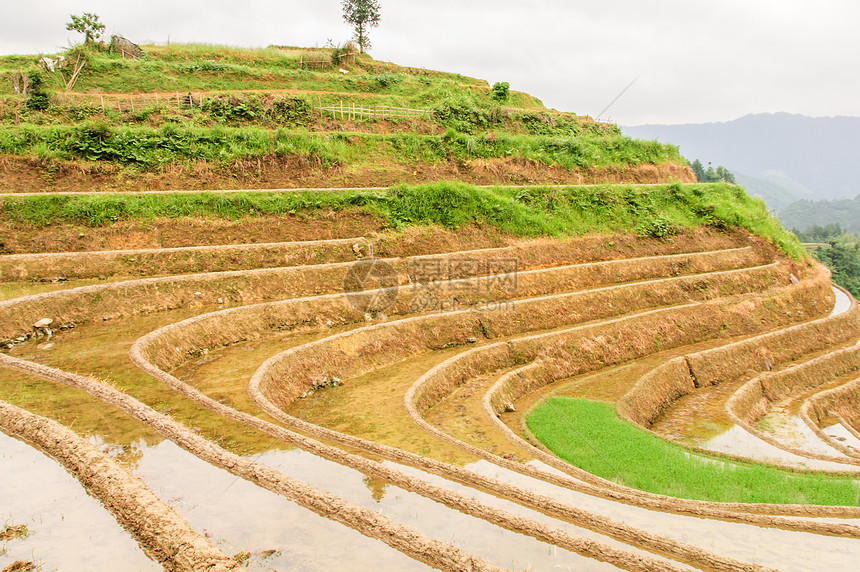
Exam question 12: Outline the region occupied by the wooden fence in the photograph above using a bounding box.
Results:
[318,101,432,120]
[55,92,203,113]
[52,92,433,120]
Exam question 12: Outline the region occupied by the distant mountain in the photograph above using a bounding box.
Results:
[623,113,860,204]
[733,172,815,212]
[778,195,860,235]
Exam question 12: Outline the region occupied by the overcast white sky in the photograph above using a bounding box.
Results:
[3,1,859,125]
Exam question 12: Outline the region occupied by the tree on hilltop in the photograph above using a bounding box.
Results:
[342,0,381,54]
[66,12,105,44]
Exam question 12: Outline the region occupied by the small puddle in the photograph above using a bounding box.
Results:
[283,345,483,465]
[0,278,105,301]
[825,423,860,453]
[788,416,856,458]
[1,427,641,571]
[134,439,431,571]
[6,306,292,456]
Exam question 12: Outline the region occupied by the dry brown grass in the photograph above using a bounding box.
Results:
[253,263,787,410]
[618,267,858,428]
[418,274,830,423]
[0,238,368,282]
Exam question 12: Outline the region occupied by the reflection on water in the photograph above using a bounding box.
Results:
[703,424,860,471]
[0,432,157,572]
[2,430,630,571]
[4,282,857,569]
[830,286,852,317]
[135,440,430,571]
[248,446,621,570]
[473,459,860,572]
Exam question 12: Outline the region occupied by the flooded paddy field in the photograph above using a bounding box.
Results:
[2,230,860,570]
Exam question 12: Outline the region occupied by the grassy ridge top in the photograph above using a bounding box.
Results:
[0,182,804,259]
[0,43,540,110]
[0,43,690,192]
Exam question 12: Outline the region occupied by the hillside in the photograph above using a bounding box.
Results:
[2,43,860,572]
[623,113,860,206]
[0,43,690,192]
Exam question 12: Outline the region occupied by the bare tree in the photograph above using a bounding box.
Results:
[341,0,381,53]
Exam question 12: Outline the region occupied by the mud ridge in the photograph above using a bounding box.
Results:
[0,237,368,282]
[131,315,775,572]
[255,263,788,410]
[0,354,499,572]
[803,369,860,457]
[0,234,757,343]
[249,275,860,531]
[726,333,860,463]
[0,399,240,571]
[141,245,771,373]
[400,279,860,524]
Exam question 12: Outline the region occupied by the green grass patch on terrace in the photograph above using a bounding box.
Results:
[0,44,515,108]
[1,90,596,138]
[0,43,569,135]
[0,182,804,258]
[0,123,674,171]
[527,398,860,505]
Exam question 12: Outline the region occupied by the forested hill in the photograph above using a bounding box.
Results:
[780,195,860,235]
[623,113,860,205]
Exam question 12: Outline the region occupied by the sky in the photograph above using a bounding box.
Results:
[3,1,860,125]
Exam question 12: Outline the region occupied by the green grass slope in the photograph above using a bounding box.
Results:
[0,182,804,259]
[0,43,690,192]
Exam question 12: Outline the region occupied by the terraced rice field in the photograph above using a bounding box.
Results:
[1,221,859,571]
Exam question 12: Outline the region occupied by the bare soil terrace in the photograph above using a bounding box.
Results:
[1,218,858,572]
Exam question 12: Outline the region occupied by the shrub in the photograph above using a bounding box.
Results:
[202,95,263,121]
[25,72,51,111]
[270,96,312,124]
[491,81,510,102]
[373,73,401,89]
[636,213,679,240]
[67,105,101,121]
